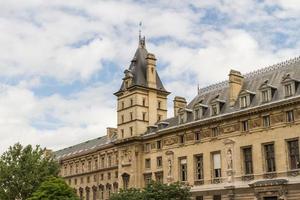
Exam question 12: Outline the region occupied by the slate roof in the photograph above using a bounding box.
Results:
[115,37,168,94]
[150,56,300,132]
[55,136,111,160]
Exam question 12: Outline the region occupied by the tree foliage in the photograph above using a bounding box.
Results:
[110,181,191,200]
[0,143,60,200]
[27,176,79,200]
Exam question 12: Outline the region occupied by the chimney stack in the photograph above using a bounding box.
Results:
[173,96,187,117]
[228,69,244,106]
[146,53,157,88]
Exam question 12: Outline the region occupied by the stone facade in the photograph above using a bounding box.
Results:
[55,38,300,200]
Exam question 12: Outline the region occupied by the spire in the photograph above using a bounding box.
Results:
[138,21,145,48]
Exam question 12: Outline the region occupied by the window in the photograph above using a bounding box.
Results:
[145,143,151,152]
[92,187,97,200]
[179,158,187,181]
[108,155,112,167]
[158,101,161,109]
[145,158,151,169]
[87,176,90,183]
[74,178,77,185]
[121,129,124,138]
[121,115,124,123]
[115,171,118,178]
[157,157,162,168]
[212,127,219,137]
[82,162,85,172]
[100,174,104,180]
[121,101,124,109]
[142,98,146,106]
[108,172,111,180]
[68,179,71,185]
[80,177,84,184]
[243,147,253,175]
[213,195,221,200]
[157,114,162,121]
[101,157,105,168]
[211,104,218,116]
[195,131,201,141]
[155,172,163,183]
[285,84,293,97]
[75,164,78,173]
[195,155,204,180]
[179,135,185,144]
[130,126,133,136]
[88,161,91,171]
[196,196,203,200]
[194,109,200,120]
[130,112,133,120]
[264,143,276,172]
[288,140,300,170]
[262,90,270,102]
[241,120,249,132]
[94,159,98,170]
[263,115,270,128]
[286,110,294,122]
[240,96,248,108]
[212,152,221,178]
[142,112,146,121]
[94,175,97,182]
[122,174,130,189]
[130,98,133,106]
[70,164,73,174]
[144,174,152,186]
[157,140,162,149]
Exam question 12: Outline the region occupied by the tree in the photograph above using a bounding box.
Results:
[0,143,60,200]
[27,176,79,200]
[110,181,191,200]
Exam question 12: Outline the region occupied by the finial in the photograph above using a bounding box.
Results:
[138,21,145,48]
[197,83,200,95]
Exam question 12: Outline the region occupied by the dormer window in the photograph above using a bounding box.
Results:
[239,90,255,109]
[240,96,247,108]
[211,104,218,116]
[194,102,208,120]
[179,113,185,124]
[284,84,293,97]
[178,108,192,124]
[259,80,276,103]
[282,73,298,97]
[261,89,270,103]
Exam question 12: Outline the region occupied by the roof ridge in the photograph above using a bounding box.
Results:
[198,55,300,94]
[244,55,300,79]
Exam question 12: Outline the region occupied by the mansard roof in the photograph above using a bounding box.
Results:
[149,56,300,133]
[114,38,168,95]
[55,135,113,160]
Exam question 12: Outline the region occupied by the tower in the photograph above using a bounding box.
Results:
[114,36,170,140]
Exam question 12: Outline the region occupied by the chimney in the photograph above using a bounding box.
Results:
[173,96,187,117]
[146,53,157,88]
[228,69,244,106]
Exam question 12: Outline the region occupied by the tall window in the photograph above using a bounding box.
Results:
[157,157,162,168]
[122,174,130,189]
[142,112,146,121]
[94,159,98,170]
[211,104,218,116]
[86,188,90,200]
[130,112,133,120]
[158,101,161,109]
[243,147,253,174]
[262,90,270,102]
[241,120,249,132]
[155,172,163,183]
[157,140,162,149]
[121,115,124,123]
[212,152,221,178]
[82,162,85,173]
[264,143,276,172]
[288,140,300,170]
[263,115,270,128]
[179,158,187,181]
[286,110,294,122]
[195,155,204,180]
[130,98,133,106]
[130,126,133,136]
[142,98,146,106]
[121,129,124,138]
[195,131,201,141]
[99,187,104,200]
[88,161,91,171]
[144,174,152,186]
[145,158,151,169]
[212,127,219,137]
[108,155,112,167]
[92,187,97,200]
[157,114,162,121]
[121,101,124,109]
[285,84,293,97]
[101,157,105,168]
[179,135,185,144]
[240,96,248,108]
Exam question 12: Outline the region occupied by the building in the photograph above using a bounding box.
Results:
[55,36,300,200]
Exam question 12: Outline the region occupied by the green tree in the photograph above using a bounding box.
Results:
[27,176,79,200]
[110,181,191,200]
[0,143,60,200]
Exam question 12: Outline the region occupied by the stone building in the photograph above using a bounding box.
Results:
[55,37,300,200]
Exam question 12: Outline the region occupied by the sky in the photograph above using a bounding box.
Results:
[1,0,300,153]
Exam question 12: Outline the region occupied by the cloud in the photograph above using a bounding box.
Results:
[1,0,300,153]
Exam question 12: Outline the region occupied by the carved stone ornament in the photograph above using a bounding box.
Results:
[121,149,132,165]
[165,151,174,182]
[271,113,284,124]
[164,137,178,146]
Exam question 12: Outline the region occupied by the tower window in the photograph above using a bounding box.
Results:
[130,98,133,106]
[158,101,161,109]
[157,114,162,122]
[130,127,133,136]
[142,112,146,121]
[130,112,133,121]
[121,129,124,138]
[121,115,124,123]
[121,101,124,109]
[142,98,146,106]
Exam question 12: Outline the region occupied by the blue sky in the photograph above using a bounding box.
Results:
[1,0,300,153]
